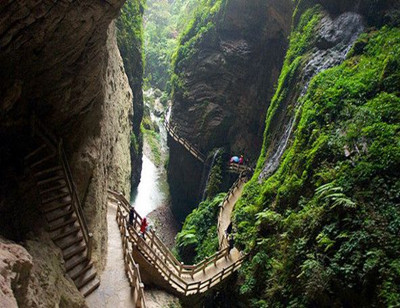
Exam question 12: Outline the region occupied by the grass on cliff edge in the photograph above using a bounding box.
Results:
[233,23,400,307]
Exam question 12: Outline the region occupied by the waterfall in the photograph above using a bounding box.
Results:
[199,149,220,201]
[259,115,296,180]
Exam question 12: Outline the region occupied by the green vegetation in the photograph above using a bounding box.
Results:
[233,9,400,305]
[117,0,145,85]
[175,193,225,264]
[204,153,223,200]
[143,0,199,90]
[170,0,226,97]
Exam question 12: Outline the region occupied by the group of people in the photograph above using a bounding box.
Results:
[230,154,244,165]
[129,207,236,253]
[128,208,150,239]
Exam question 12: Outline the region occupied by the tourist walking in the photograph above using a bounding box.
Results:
[140,217,148,239]
[128,207,136,226]
[228,234,235,252]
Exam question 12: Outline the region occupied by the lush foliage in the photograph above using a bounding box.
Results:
[175,193,224,264]
[143,0,199,90]
[234,8,400,307]
[170,0,226,97]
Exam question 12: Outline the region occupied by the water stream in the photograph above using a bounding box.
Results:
[131,91,169,217]
[131,155,165,217]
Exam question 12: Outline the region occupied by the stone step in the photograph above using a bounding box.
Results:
[34,166,62,178]
[65,254,87,272]
[41,200,71,214]
[52,226,80,241]
[63,244,86,261]
[24,144,46,161]
[59,234,84,250]
[48,217,76,232]
[37,175,64,186]
[39,183,67,195]
[42,192,70,204]
[69,261,93,281]
[46,207,73,223]
[80,277,100,298]
[75,268,97,290]
[30,153,56,169]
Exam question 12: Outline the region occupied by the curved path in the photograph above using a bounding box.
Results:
[165,119,253,174]
[102,170,250,307]
[110,191,244,297]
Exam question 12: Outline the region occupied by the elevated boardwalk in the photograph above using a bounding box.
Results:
[217,172,249,249]
[164,119,206,163]
[165,118,253,174]
[108,190,245,300]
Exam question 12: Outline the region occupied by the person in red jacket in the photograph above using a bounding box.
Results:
[140,217,148,239]
[239,155,244,165]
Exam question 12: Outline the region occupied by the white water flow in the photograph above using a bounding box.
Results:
[131,98,169,217]
[131,155,165,217]
[201,149,220,201]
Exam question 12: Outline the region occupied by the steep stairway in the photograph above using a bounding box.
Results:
[25,118,99,297]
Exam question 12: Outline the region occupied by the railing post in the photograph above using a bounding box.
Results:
[138,283,145,308]
[179,262,184,276]
[150,231,155,249]
[220,267,226,282]
[87,233,93,260]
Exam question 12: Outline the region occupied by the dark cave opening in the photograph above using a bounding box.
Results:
[0,126,44,242]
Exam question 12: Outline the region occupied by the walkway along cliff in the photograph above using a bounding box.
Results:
[107,165,251,306]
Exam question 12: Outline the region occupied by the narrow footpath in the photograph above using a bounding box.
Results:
[86,201,135,307]
[218,179,246,249]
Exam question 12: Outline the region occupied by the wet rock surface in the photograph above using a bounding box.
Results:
[259,9,364,180]
[169,0,293,216]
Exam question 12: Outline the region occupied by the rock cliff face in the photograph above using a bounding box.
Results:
[168,0,293,217]
[0,0,138,305]
[232,0,400,306]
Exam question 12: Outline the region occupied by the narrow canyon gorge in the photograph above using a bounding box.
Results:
[1,0,399,307]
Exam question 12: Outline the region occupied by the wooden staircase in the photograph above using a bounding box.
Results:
[25,118,99,297]
[109,190,245,297]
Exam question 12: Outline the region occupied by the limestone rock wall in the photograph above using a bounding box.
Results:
[68,22,133,269]
[0,235,86,308]
[0,0,138,305]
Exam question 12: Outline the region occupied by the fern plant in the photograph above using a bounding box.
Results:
[315,182,356,209]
